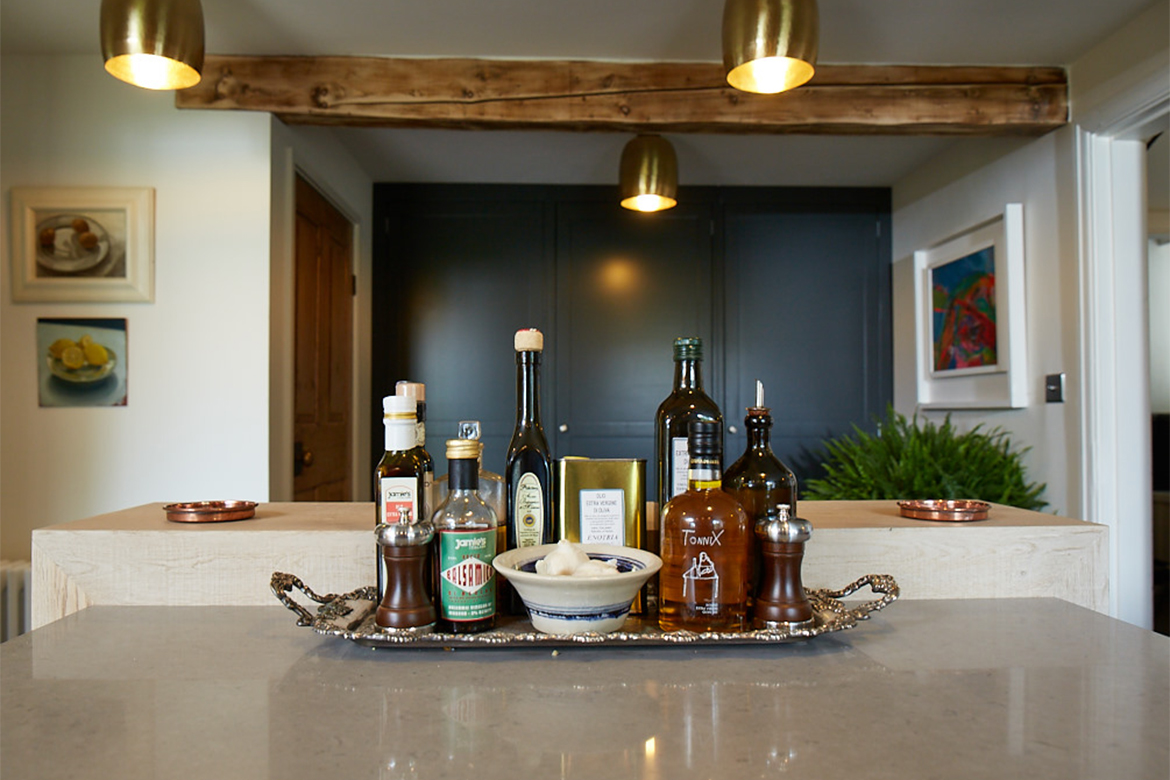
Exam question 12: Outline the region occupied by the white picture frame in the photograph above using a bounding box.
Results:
[10,186,154,303]
[913,203,1027,409]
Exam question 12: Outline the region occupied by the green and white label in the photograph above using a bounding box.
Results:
[514,472,545,547]
[437,529,496,622]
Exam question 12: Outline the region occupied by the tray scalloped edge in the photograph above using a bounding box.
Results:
[272,572,899,649]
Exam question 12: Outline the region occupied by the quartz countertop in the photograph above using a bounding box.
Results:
[3,598,1165,779]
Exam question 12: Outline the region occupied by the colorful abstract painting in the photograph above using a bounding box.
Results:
[931,247,997,371]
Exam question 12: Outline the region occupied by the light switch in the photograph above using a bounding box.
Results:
[1045,373,1065,403]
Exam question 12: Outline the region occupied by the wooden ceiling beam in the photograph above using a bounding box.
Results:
[175,56,1067,136]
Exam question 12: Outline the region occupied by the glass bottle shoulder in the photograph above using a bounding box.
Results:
[663,487,748,523]
[432,491,497,529]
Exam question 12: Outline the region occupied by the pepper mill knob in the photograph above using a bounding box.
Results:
[375,513,437,630]
[753,505,814,628]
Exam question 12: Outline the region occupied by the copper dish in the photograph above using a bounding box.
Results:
[164,500,257,523]
[898,499,990,522]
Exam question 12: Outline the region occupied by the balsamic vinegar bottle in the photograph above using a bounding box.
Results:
[654,337,723,512]
[432,439,498,634]
[723,380,798,599]
[374,394,431,604]
[505,329,554,547]
[659,420,751,632]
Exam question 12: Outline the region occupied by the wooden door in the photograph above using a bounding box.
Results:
[294,175,353,500]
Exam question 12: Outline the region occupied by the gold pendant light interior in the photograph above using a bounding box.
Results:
[101,0,205,90]
[619,135,679,213]
[723,0,818,94]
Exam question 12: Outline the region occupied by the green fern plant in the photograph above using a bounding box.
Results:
[804,406,1047,510]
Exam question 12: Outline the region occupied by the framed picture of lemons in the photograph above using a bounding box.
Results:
[10,187,153,303]
[37,318,128,407]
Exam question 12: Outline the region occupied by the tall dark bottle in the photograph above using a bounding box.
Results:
[723,380,798,598]
[505,328,554,554]
[654,337,723,512]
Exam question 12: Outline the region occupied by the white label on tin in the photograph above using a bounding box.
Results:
[579,489,625,545]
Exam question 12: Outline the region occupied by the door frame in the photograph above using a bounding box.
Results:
[270,146,367,501]
[1075,66,1168,627]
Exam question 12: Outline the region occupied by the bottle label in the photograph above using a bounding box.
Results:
[670,437,690,498]
[514,472,545,547]
[379,476,418,525]
[579,489,625,545]
[681,550,722,615]
[437,529,496,621]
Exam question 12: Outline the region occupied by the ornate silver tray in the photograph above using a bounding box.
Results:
[271,572,899,648]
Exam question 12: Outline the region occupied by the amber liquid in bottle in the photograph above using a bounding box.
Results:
[659,421,750,632]
[654,337,723,512]
[723,381,798,599]
[505,329,554,613]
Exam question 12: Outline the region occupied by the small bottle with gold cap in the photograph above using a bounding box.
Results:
[432,438,499,634]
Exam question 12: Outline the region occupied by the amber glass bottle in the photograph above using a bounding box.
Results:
[659,420,750,632]
[654,337,723,513]
[722,380,798,598]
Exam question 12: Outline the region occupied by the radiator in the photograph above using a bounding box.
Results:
[0,560,32,642]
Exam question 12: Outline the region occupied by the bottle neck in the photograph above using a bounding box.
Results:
[384,420,416,452]
[687,454,723,489]
[745,412,772,450]
[516,350,543,427]
[448,458,479,492]
[673,358,704,391]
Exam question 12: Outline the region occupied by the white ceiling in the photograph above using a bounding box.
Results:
[1,0,1164,190]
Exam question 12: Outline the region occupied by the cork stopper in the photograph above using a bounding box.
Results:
[395,381,425,402]
[514,328,544,352]
[446,438,482,460]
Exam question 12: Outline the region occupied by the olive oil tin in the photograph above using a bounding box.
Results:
[556,458,646,549]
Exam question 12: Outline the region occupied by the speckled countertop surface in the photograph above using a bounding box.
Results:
[2,599,1166,779]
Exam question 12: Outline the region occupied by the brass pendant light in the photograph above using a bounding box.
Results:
[101,0,205,90]
[619,135,679,213]
[723,0,818,94]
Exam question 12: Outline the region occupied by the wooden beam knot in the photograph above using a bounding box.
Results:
[313,83,346,109]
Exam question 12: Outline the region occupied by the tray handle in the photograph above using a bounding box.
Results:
[821,573,899,619]
[270,571,340,627]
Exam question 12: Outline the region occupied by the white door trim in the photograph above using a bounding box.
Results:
[1075,71,1168,627]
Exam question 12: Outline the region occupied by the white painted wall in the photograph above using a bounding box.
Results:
[892,1,1168,627]
[1,55,273,560]
[892,130,1081,517]
[1152,239,1170,414]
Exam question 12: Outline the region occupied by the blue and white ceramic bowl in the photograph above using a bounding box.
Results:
[492,544,662,635]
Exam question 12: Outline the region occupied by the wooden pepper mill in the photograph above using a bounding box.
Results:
[375,508,436,630]
[753,505,814,628]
